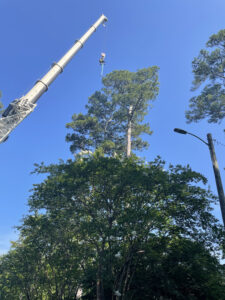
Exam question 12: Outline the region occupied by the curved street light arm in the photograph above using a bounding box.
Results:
[187,132,209,146]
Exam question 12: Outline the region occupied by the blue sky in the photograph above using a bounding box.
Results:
[1,0,225,253]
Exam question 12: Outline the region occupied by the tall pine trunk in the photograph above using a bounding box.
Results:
[126,105,133,157]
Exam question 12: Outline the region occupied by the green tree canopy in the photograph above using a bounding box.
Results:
[186,29,225,124]
[1,155,224,299]
[66,67,159,156]
[130,237,225,300]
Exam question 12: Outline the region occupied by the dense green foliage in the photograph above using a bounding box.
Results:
[1,155,225,299]
[66,67,159,155]
[1,65,225,299]
[186,29,225,124]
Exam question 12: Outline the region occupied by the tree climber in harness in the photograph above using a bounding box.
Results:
[99,52,106,64]
[99,53,106,76]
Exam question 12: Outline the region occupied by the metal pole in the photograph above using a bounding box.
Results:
[207,133,225,226]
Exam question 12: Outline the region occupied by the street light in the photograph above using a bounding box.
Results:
[174,128,225,227]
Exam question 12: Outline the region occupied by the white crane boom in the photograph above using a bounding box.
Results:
[0,14,107,143]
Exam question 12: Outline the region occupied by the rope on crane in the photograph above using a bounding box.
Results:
[99,21,107,77]
[101,63,105,77]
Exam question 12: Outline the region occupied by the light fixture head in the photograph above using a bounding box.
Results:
[174,128,188,135]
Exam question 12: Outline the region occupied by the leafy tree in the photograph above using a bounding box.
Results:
[186,29,225,124]
[2,56,225,298]
[4,154,221,300]
[129,237,225,300]
[0,213,85,299]
[0,240,45,299]
[66,67,159,156]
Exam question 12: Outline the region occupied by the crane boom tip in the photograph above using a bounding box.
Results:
[102,14,108,22]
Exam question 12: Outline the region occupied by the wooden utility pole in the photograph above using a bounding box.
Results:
[207,133,225,227]
[174,128,225,227]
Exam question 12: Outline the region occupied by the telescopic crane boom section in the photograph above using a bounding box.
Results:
[0,14,107,143]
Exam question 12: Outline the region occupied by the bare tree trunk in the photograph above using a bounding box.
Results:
[126,105,133,157]
[122,259,132,299]
[97,259,105,300]
[97,276,101,300]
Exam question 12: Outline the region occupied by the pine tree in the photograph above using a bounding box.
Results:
[186,29,225,124]
[66,67,159,156]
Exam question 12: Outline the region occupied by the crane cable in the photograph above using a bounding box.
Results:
[99,22,107,77]
[101,63,105,77]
